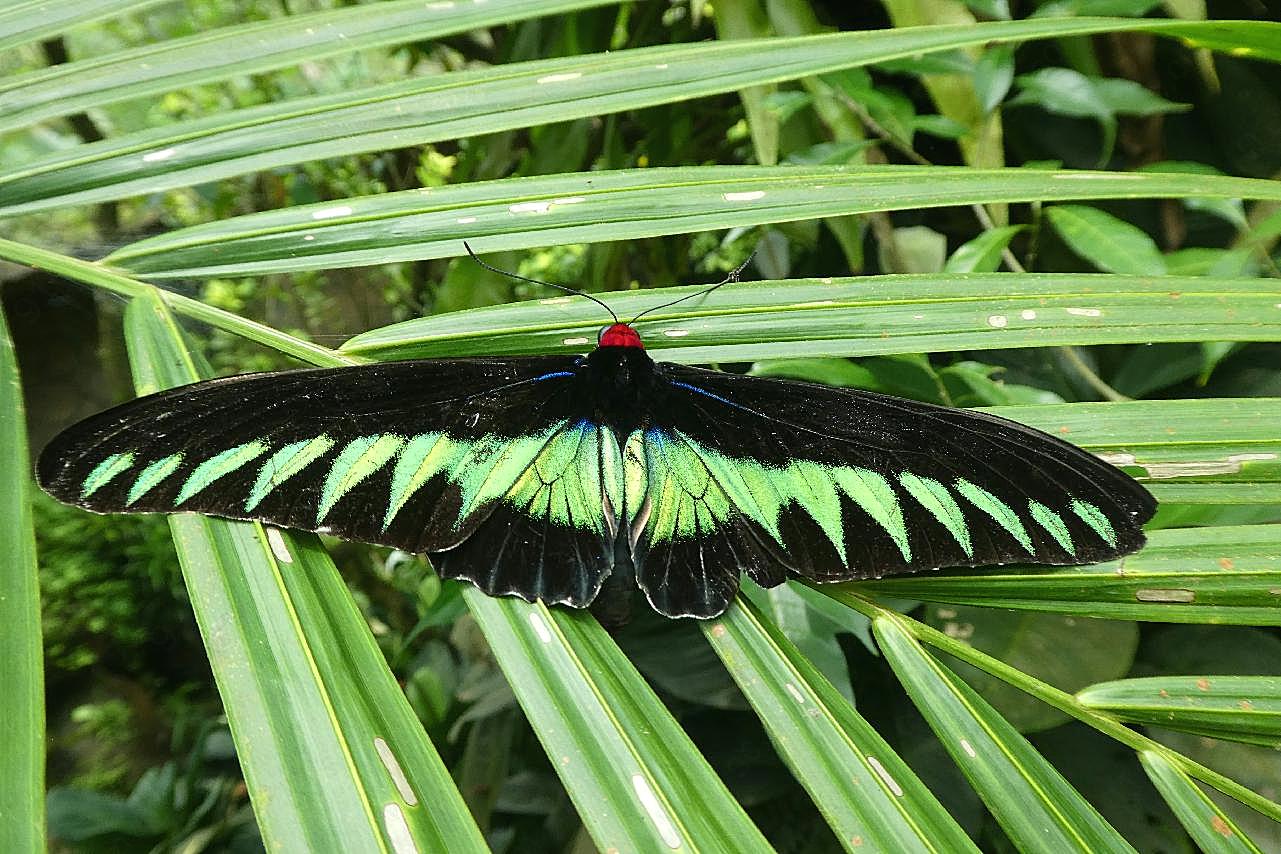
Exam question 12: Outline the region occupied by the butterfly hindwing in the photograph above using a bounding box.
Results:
[626,362,1154,609]
[434,420,623,607]
[622,427,784,618]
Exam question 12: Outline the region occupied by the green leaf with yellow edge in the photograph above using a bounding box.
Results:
[0,0,166,53]
[0,0,617,134]
[854,524,1281,625]
[0,304,43,852]
[338,271,1281,366]
[120,292,487,853]
[4,18,1280,216]
[873,616,1136,853]
[1079,676,1281,747]
[98,166,1281,278]
[463,593,771,853]
[1139,751,1265,853]
[704,597,977,853]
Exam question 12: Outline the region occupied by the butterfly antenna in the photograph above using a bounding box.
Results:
[463,242,618,324]
[627,249,756,326]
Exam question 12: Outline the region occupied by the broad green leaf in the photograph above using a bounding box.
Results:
[923,605,1138,732]
[1046,204,1167,275]
[0,0,167,53]
[120,293,487,853]
[990,397,1281,488]
[943,224,1024,272]
[873,617,1136,853]
[1079,676,1281,747]
[0,0,618,133]
[880,225,947,273]
[463,593,771,853]
[1010,68,1187,162]
[0,305,43,851]
[98,166,1281,279]
[704,597,978,853]
[337,271,1281,368]
[1140,752,1263,853]
[1092,77,1192,116]
[973,45,1015,113]
[857,523,1281,624]
[3,18,1279,215]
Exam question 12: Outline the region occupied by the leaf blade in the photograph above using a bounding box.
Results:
[0,302,43,851]
[121,292,487,853]
[705,598,977,852]
[873,616,1137,853]
[464,593,772,853]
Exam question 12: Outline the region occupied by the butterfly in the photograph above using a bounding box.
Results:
[37,248,1156,624]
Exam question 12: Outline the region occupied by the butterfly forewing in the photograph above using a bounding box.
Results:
[630,363,1154,602]
[37,358,599,559]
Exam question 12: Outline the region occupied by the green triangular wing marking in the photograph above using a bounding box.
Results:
[634,432,916,564]
[81,451,135,498]
[383,432,454,530]
[954,478,1033,553]
[503,422,614,537]
[316,434,406,525]
[599,425,624,532]
[899,472,973,557]
[780,461,849,564]
[175,441,269,505]
[127,453,184,505]
[831,467,911,562]
[453,420,568,524]
[642,431,733,544]
[623,429,648,539]
[1071,498,1118,548]
[1029,500,1075,555]
[246,435,335,512]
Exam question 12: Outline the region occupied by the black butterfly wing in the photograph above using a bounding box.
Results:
[38,357,620,606]
[626,362,1155,617]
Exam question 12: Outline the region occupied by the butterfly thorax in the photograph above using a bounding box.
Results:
[580,343,656,435]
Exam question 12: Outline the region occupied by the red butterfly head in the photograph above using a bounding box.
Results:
[598,323,644,349]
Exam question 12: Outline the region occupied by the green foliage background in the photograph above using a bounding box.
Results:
[1,1,1279,852]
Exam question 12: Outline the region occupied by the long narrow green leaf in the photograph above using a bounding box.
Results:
[705,598,977,852]
[339,272,1281,365]
[0,0,617,132]
[1079,677,1281,747]
[873,617,1136,853]
[0,306,43,850]
[832,592,1281,823]
[464,592,771,852]
[97,166,1281,278]
[853,524,1281,624]
[123,292,486,852]
[1139,752,1263,853]
[3,18,1279,214]
[0,237,348,367]
[0,0,167,53]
